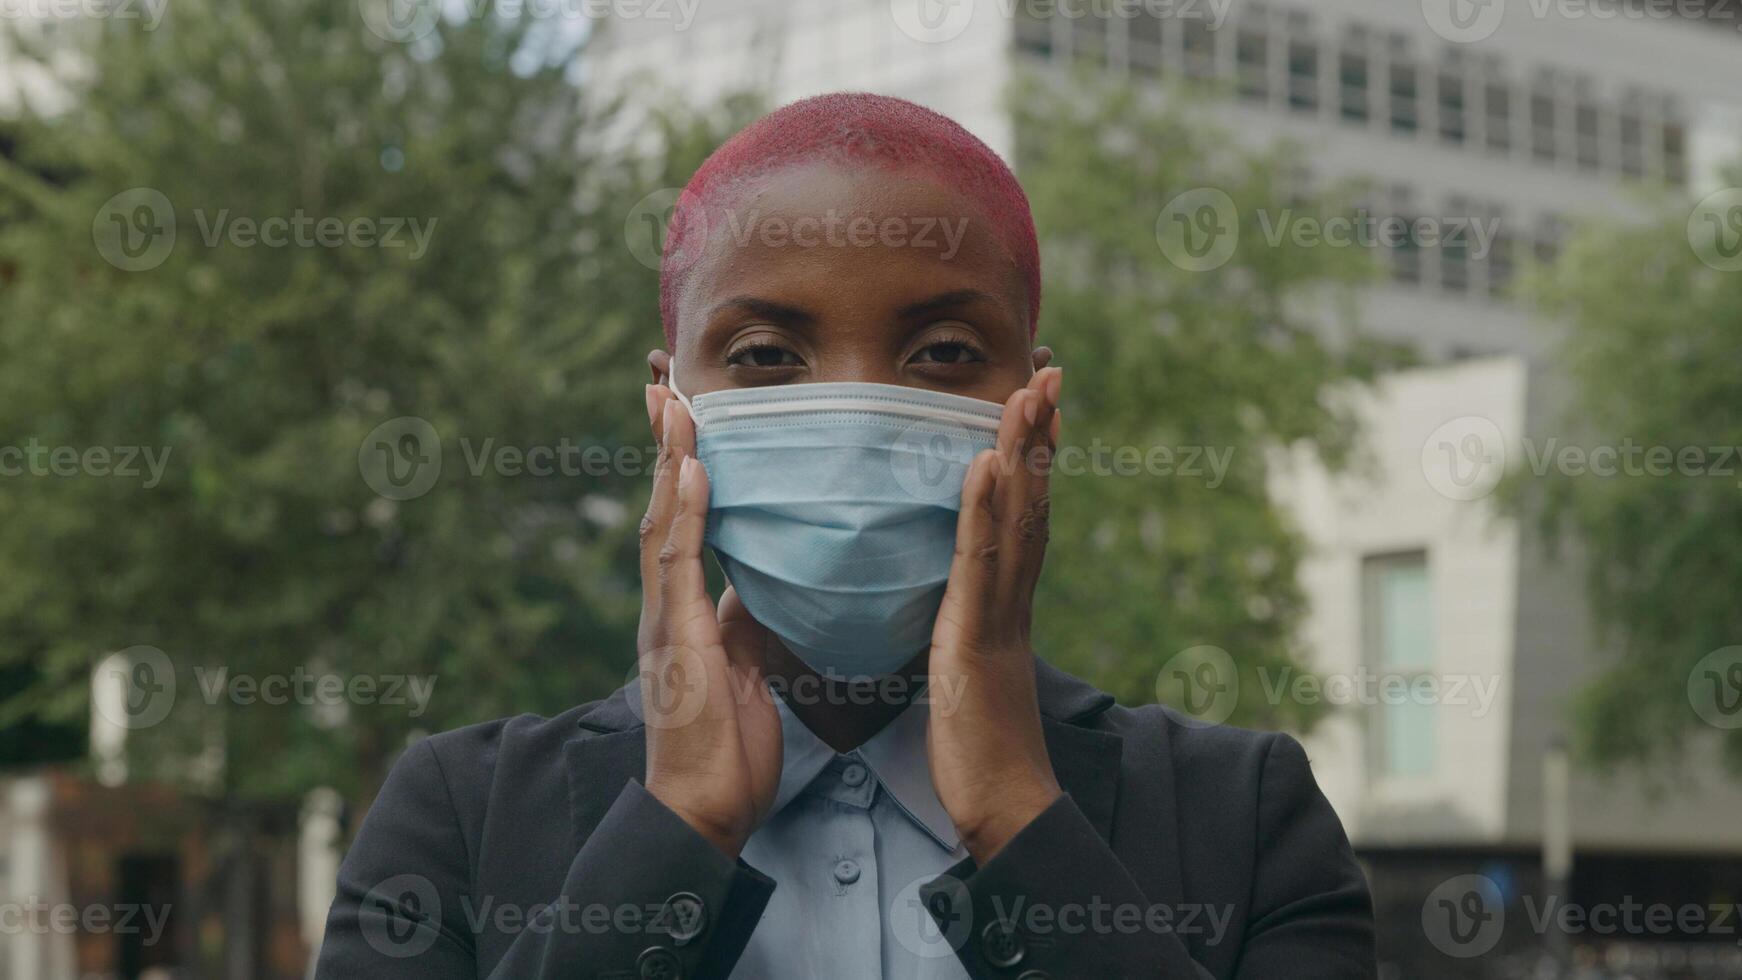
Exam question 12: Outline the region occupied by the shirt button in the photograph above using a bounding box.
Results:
[636,946,683,979]
[981,921,1026,967]
[833,859,862,885]
[841,763,868,787]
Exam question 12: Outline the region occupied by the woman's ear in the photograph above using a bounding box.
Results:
[647,349,672,386]
[1031,346,1054,372]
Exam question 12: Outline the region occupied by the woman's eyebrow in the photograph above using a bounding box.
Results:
[896,289,996,320]
[708,296,815,328]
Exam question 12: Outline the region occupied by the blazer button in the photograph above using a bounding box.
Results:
[659,892,707,945]
[636,946,683,980]
[980,920,1026,968]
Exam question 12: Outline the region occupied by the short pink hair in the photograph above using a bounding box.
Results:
[659,92,1042,347]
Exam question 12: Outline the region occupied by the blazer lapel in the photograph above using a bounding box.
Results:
[1033,659,1187,924]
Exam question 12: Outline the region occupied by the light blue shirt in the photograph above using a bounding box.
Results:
[732,694,972,979]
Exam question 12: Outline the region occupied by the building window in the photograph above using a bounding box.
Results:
[1068,11,1108,67]
[1487,225,1514,300]
[1182,15,1217,79]
[1618,99,1645,178]
[1391,219,1422,285]
[1129,8,1163,74]
[1388,44,1418,134]
[1364,553,1436,778]
[1438,61,1466,145]
[1575,85,1602,172]
[1663,116,1688,187]
[1014,3,1054,59]
[1531,77,1558,164]
[1441,199,1471,294]
[1287,31,1318,112]
[1339,32,1369,123]
[1236,20,1269,102]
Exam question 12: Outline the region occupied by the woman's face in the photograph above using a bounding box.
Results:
[651,161,1046,400]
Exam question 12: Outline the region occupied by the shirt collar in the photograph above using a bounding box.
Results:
[769,691,960,852]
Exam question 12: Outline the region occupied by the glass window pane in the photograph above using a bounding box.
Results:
[1390,61,1417,134]
[1439,68,1465,145]
[1237,25,1269,101]
[1365,554,1436,777]
[1183,17,1217,78]
[1340,49,1368,122]
[1288,38,1318,111]
[1485,82,1510,152]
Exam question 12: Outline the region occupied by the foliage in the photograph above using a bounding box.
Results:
[0,0,751,807]
[1014,70,1405,729]
[1511,172,1742,773]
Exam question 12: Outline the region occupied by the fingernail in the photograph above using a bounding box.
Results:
[1023,390,1039,426]
[678,455,697,488]
[663,403,678,443]
[644,384,658,421]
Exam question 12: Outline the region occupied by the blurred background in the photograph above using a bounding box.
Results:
[1,0,1740,977]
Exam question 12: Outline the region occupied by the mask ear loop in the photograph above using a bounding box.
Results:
[666,360,701,430]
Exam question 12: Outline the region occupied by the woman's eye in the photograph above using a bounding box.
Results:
[913,341,984,365]
[728,345,803,368]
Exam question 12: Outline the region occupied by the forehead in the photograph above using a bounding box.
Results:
[673,162,1029,349]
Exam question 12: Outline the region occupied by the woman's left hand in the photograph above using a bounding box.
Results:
[927,365,1065,866]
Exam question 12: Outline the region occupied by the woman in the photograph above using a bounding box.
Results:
[316,92,1375,980]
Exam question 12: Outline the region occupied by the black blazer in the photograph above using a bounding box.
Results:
[315,660,1375,979]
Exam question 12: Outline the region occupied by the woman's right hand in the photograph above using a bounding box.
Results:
[636,384,783,859]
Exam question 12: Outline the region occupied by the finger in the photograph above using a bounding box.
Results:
[939,448,1001,635]
[639,400,683,592]
[996,373,1057,594]
[991,388,1039,511]
[658,454,714,635]
[646,384,666,446]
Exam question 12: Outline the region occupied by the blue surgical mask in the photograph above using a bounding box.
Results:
[670,366,1002,679]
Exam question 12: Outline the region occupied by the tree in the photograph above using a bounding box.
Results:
[1014,71,1404,730]
[1511,173,1742,773]
[0,0,754,818]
